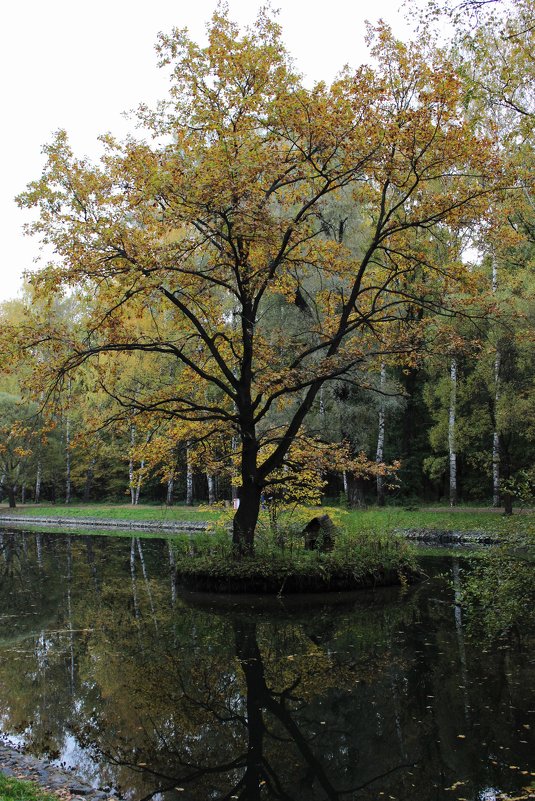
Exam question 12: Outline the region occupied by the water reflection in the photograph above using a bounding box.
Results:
[0,531,533,801]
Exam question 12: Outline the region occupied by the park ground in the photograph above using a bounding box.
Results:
[0,501,532,538]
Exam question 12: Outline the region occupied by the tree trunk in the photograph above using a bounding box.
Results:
[186,444,193,506]
[232,396,263,556]
[492,428,500,508]
[83,459,95,502]
[376,362,386,506]
[129,424,136,505]
[134,432,150,505]
[232,422,262,557]
[501,443,514,515]
[166,476,174,506]
[233,480,262,557]
[492,261,501,508]
[35,457,42,504]
[231,435,239,504]
[347,474,366,508]
[21,484,26,505]
[449,358,458,507]
[134,459,144,505]
[207,472,216,505]
[7,485,16,509]
[65,377,72,504]
[65,418,71,503]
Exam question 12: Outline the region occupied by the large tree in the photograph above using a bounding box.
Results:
[18,10,502,554]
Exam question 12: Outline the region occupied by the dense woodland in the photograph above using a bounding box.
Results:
[0,0,533,542]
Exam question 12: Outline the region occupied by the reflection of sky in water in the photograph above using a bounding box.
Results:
[56,732,102,788]
[0,532,533,801]
[0,732,25,748]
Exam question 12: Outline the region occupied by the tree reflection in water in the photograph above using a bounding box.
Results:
[89,600,418,801]
[0,532,534,801]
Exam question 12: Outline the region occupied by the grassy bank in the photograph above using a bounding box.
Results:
[1,502,531,594]
[0,502,531,536]
[340,506,534,538]
[0,502,219,523]
[0,774,58,801]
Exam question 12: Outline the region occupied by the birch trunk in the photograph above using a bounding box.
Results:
[65,377,72,504]
[134,460,144,505]
[129,424,136,505]
[492,352,501,508]
[207,472,216,505]
[186,444,193,505]
[166,476,174,506]
[492,261,501,508]
[449,358,458,507]
[35,392,43,505]
[376,363,386,506]
[34,457,42,504]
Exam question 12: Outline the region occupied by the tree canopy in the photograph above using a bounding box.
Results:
[11,8,522,552]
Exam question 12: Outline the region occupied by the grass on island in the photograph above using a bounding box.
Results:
[170,511,422,593]
[0,774,59,801]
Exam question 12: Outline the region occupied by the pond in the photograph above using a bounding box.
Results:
[0,530,533,801]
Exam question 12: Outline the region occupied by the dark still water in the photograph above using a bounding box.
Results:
[0,531,533,801]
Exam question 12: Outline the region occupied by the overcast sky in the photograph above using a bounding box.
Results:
[0,0,410,304]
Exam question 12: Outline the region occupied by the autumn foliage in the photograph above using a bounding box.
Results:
[15,10,506,554]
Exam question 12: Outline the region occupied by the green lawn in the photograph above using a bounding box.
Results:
[0,502,532,538]
[0,502,220,523]
[341,506,534,537]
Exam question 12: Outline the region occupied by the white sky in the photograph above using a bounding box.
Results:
[0,0,410,304]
